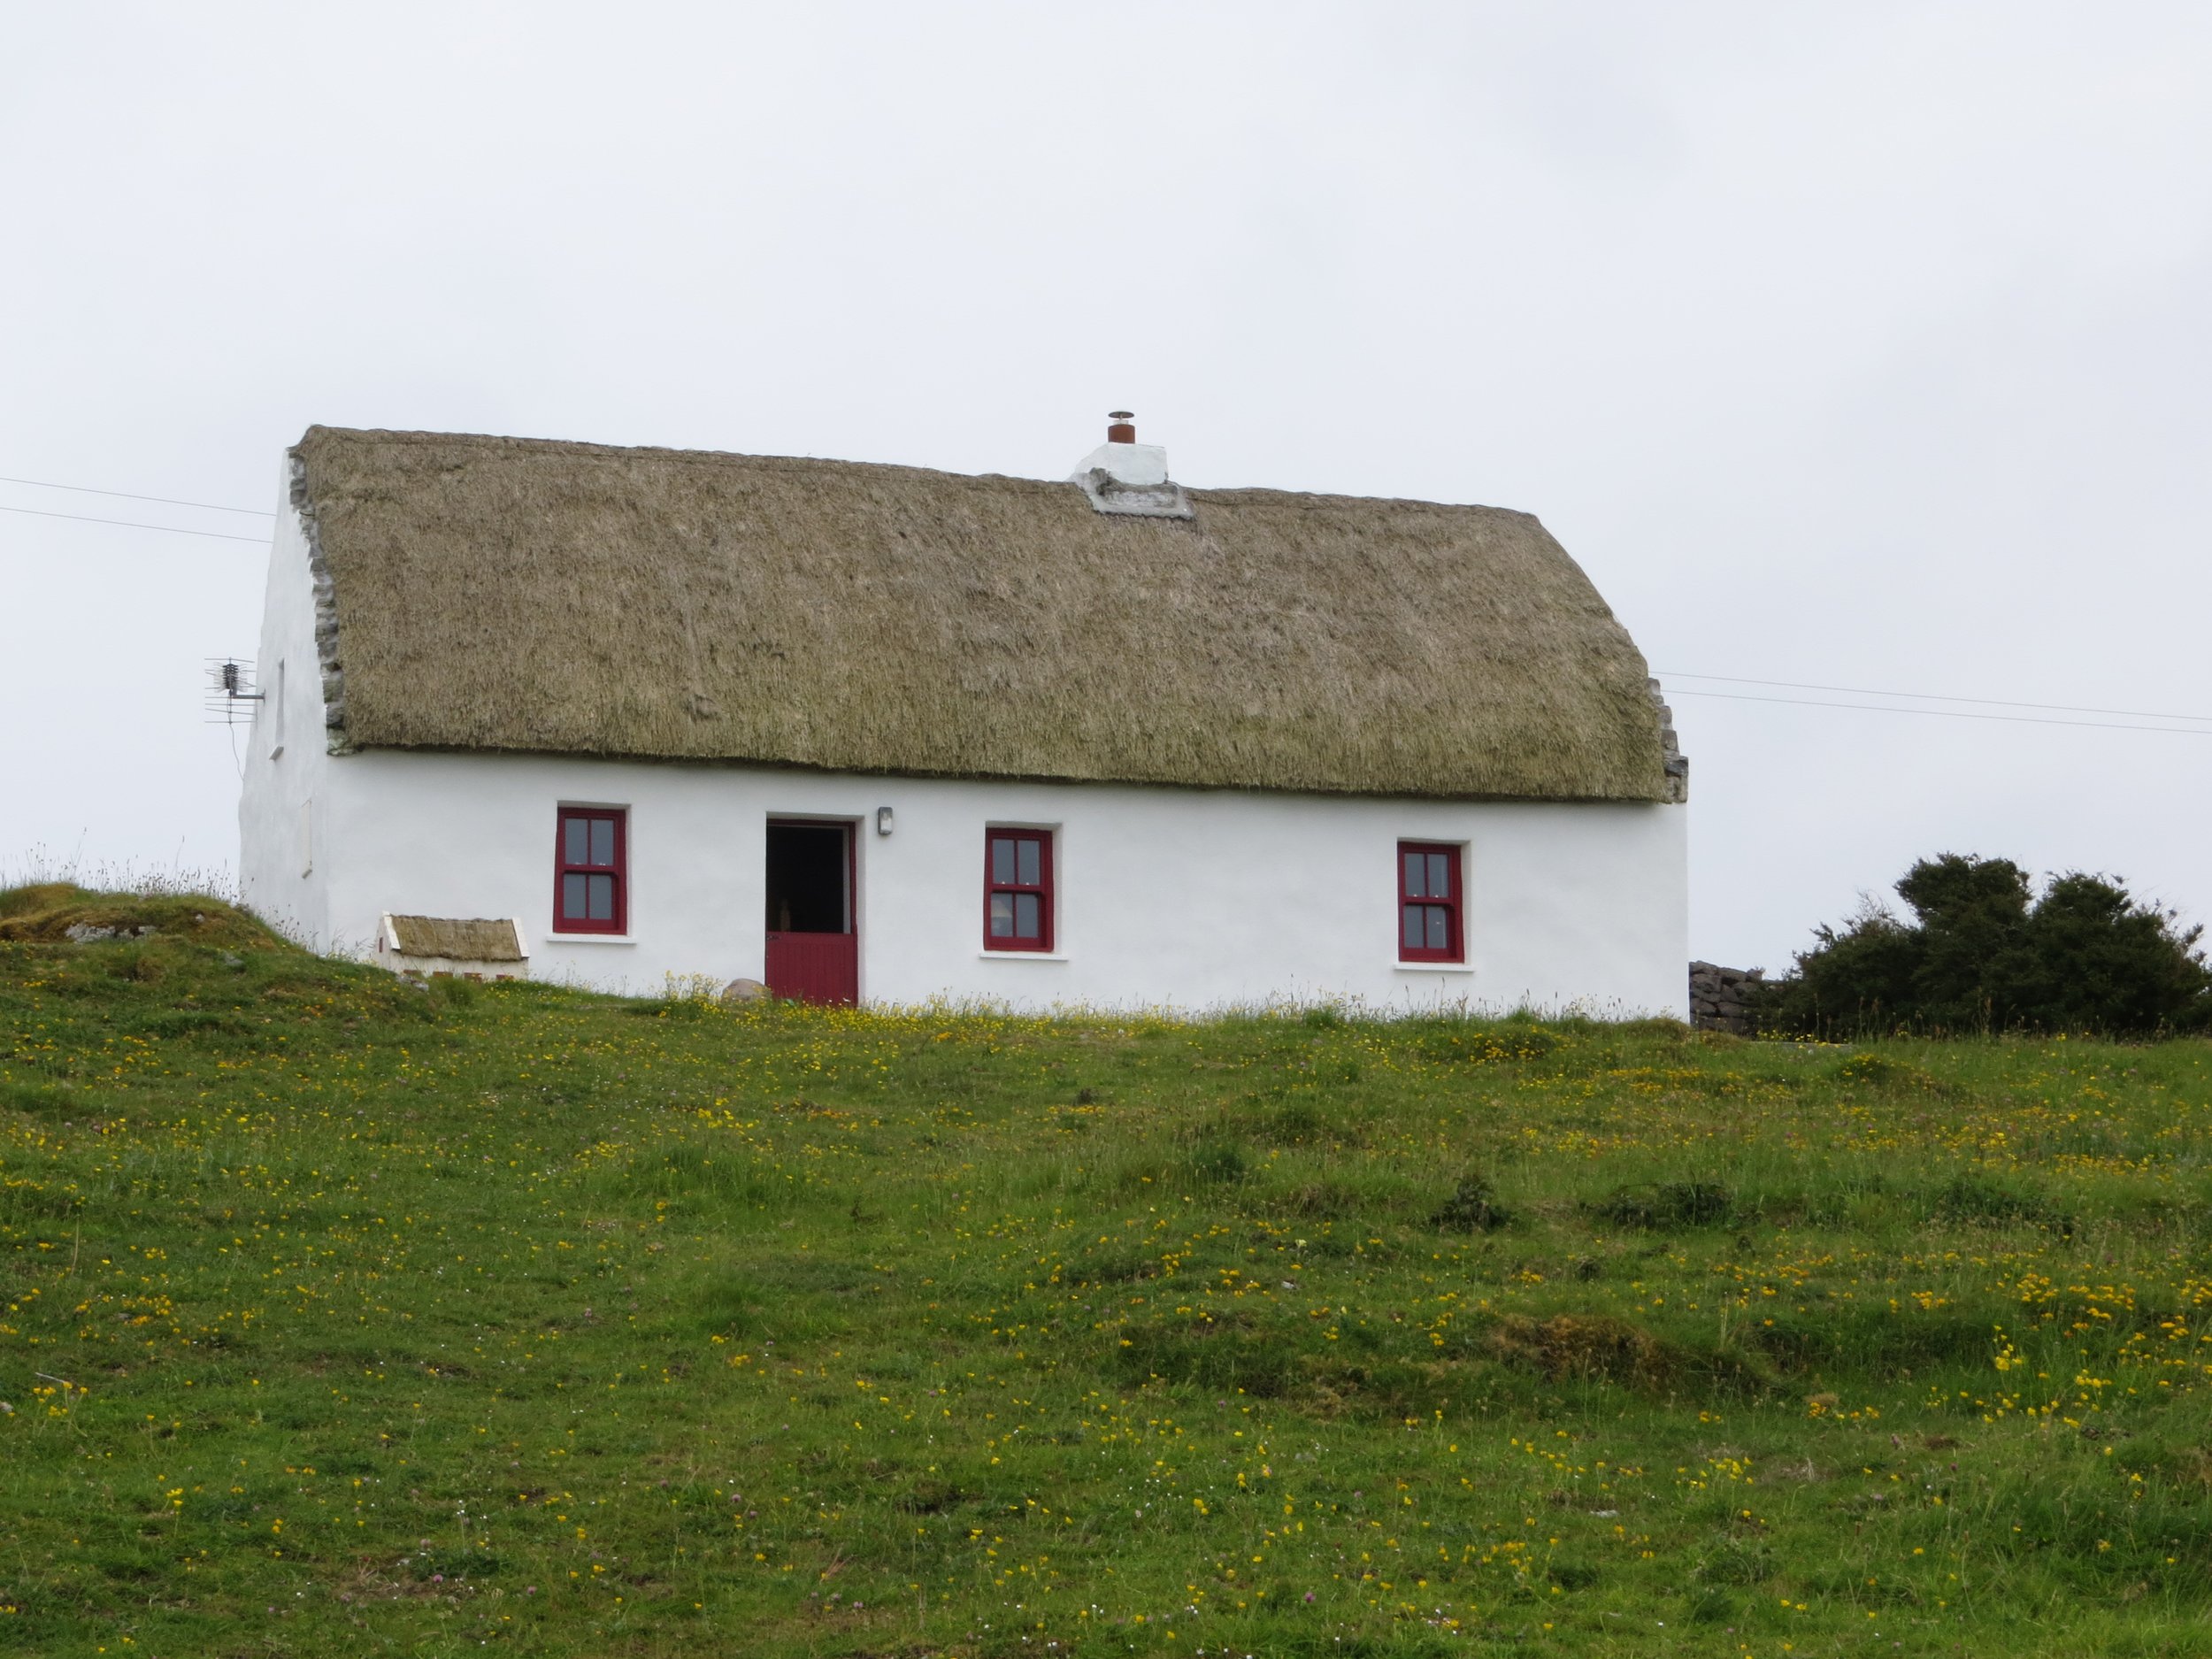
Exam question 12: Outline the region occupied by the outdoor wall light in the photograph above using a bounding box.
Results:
[876,806,895,837]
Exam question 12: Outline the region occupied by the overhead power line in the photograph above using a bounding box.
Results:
[0,472,272,516]
[1658,670,2212,726]
[0,503,269,543]
[5,467,2208,741]
[1668,687,2212,738]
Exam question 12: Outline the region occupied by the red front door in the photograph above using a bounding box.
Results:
[764,820,857,1004]
[764,930,857,1005]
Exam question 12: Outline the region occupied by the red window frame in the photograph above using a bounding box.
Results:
[554,807,628,934]
[983,828,1054,952]
[1398,841,1463,963]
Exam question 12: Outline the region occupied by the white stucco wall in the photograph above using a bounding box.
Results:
[268,748,1686,1016]
[1068,441,1169,485]
[237,480,334,947]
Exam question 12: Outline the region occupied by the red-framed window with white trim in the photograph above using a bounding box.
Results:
[983,828,1054,951]
[554,807,628,934]
[1398,841,1463,963]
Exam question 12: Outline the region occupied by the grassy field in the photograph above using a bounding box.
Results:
[4,887,2211,1657]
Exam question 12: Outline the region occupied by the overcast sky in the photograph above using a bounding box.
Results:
[4,3,2209,972]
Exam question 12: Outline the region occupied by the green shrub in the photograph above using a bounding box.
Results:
[1763,854,2212,1037]
[1431,1170,1511,1232]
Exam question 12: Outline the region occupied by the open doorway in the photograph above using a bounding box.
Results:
[764,819,856,1003]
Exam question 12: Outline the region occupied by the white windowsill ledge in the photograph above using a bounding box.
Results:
[978,951,1070,962]
[1394,961,1475,973]
[550,933,637,946]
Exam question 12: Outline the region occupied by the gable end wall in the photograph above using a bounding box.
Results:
[237,463,335,948]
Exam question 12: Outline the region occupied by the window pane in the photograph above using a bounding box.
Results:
[1015,893,1041,939]
[992,838,1015,885]
[989,892,1014,937]
[565,818,588,866]
[1427,853,1450,899]
[562,872,587,918]
[1017,838,1041,887]
[1425,907,1448,951]
[1402,849,1425,898]
[588,873,615,921]
[1402,905,1423,951]
[590,818,615,867]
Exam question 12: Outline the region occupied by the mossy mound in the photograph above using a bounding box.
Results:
[0,883,294,953]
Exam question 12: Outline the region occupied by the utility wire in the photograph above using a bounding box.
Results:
[8,469,2211,738]
[0,503,269,543]
[1658,670,2212,726]
[1669,687,2212,737]
[0,473,272,516]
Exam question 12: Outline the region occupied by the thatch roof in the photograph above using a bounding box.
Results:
[386,915,525,961]
[289,426,1685,803]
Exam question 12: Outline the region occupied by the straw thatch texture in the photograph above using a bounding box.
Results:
[291,426,1679,803]
[388,916,525,961]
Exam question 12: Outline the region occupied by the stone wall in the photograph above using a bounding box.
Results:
[1689,961,1764,1034]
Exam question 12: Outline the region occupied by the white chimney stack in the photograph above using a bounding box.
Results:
[1069,410,1171,488]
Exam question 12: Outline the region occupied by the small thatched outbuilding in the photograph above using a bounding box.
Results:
[242,418,1687,1015]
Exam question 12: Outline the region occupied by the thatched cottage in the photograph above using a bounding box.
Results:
[238,419,1688,1012]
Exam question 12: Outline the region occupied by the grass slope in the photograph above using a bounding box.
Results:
[4,886,2212,1657]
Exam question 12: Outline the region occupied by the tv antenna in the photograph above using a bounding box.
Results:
[204,657,265,726]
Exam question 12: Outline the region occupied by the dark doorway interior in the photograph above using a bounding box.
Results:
[764,820,858,1006]
[765,822,850,933]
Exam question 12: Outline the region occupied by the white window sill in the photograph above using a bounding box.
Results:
[551,933,637,946]
[1394,961,1474,973]
[978,950,1069,962]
